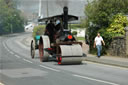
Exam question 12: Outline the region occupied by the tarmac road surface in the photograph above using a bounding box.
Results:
[0,33,128,85]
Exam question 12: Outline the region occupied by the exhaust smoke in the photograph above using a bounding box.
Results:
[55,0,69,7]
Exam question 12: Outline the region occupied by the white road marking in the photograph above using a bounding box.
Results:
[39,65,60,72]
[0,82,4,85]
[3,42,11,52]
[73,74,119,85]
[15,55,21,58]
[2,42,6,48]
[9,51,14,54]
[5,46,7,50]
[6,49,10,52]
[83,61,128,70]
[23,59,33,64]
[3,41,12,53]
[3,42,8,49]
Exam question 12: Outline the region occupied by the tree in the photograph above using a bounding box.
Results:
[0,0,24,35]
[85,0,128,54]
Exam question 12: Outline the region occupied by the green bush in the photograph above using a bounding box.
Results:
[70,24,84,29]
[107,13,128,37]
[32,25,45,38]
[72,31,77,35]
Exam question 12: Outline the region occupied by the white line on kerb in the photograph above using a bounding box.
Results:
[23,59,33,64]
[39,65,60,72]
[82,61,128,70]
[73,74,120,85]
[15,55,20,58]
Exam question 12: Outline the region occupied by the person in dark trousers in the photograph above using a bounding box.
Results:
[45,20,55,43]
[93,33,105,58]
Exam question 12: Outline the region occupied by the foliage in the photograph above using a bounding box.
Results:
[32,25,45,38]
[72,31,77,35]
[107,13,128,37]
[77,37,85,41]
[85,0,128,54]
[0,0,24,35]
[70,24,85,29]
[80,18,89,28]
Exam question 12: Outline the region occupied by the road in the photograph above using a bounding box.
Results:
[0,33,128,85]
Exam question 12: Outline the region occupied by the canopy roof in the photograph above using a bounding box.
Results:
[38,14,78,22]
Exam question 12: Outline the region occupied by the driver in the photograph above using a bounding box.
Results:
[45,20,55,43]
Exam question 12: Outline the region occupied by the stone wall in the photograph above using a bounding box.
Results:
[125,27,128,56]
[108,27,128,57]
[107,36,126,57]
[107,16,128,57]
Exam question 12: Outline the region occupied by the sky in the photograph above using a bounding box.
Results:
[15,0,88,18]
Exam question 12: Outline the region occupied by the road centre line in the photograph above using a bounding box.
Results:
[15,55,21,58]
[23,59,33,64]
[39,65,60,72]
[73,74,119,85]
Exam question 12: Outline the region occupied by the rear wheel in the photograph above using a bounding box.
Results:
[39,36,50,62]
[39,40,44,62]
[31,40,35,59]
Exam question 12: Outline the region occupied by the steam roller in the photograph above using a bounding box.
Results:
[30,6,85,65]
[38,35,83,65]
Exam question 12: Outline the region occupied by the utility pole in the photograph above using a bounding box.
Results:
[10,14,16,34]
[11,24,13,34]
[47,0,49,17]
[39,0,41,17]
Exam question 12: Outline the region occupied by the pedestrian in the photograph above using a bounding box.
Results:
[93,33,105,58]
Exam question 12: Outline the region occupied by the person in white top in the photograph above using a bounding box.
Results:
[94,33,105,58]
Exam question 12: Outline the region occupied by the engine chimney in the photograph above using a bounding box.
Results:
[63,6,68,29]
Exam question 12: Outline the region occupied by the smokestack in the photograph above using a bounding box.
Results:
[63,6,68,29]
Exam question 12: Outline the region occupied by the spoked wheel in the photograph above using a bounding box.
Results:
[39,36,50,62]
[31,40,35,59]
[39,41,44,62]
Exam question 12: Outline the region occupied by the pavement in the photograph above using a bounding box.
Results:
[23,34,128,68]
[82,42,128,68]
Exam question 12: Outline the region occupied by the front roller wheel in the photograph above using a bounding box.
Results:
[31,40,35,59]
[39,36,50,62]
[57,44,83,65]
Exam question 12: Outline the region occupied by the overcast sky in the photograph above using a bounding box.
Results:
[15,0,88,17]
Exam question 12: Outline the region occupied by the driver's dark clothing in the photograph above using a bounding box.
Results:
[45,23,55,43]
